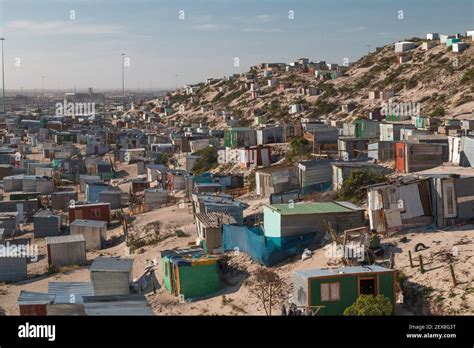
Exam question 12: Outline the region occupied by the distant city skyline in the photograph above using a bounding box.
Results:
[0,0,472,90]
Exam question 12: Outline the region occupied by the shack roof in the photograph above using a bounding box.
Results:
[295,265,394,280]
[264,201,361,215]
[17,290,56,305]
[194,212,236,228]
[48,282,95,304]
[82,294,154,316]
[70,219,107,228]
[90,257,134,273]
[45,234,85,245]
[256,163,296,174]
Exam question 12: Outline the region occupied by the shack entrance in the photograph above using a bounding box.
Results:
[359,277,377,296]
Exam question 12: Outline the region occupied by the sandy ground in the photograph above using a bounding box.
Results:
[0,157,472,316]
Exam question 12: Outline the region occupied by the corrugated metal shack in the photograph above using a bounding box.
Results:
[0,200,39,218]
[46,234,87,268]
[194,211,236,254]
[99,190,122,209]
[0,212,20,236]
[0,255,27,282]
[17,290,56,316]
[68,203,111,224]
[85,182,110,203]
[395,142,445,173]
[161,249,220,300]
[3,175,24,192]
[368,141,396,162]
[144,189,169,210]
[90,257,134,296]
[407,134,449,161]
[354,119,380,139]
[380,123,415,142]
[416,172,474,228]
[367,177,433,234]
[82,294,154,316]
[263,201,365,242]
[337,137,369,161]
[293,266,396,315]
[298,159,333,193]
[51,190,78,211]
[256,126,283,145]
[33,210,62,238]
[70,219,107,250]
[255,163,299,198]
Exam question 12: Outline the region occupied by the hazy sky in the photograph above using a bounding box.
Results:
[0,0,472,90]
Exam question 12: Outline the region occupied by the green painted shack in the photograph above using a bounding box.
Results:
[354,119,380,139]
[224,127,257,148]
[293,265,396,315]
[161,249,221,300]
[445,38,460,47]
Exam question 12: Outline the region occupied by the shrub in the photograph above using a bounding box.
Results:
[287,137,312,162]
[192,146,218,175]
[343,294,393,316]
[337,170,386,203]
[460,67,474,84]
[429,106,445,117]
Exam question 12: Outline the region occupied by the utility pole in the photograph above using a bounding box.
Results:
[121,53,125,107]
[0,38,5,114]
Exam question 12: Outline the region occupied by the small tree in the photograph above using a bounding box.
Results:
[343,294,393,316]
[192,146,218,175]
[246,268,286,316]
[337,170,386,203]
[287,137,312,162]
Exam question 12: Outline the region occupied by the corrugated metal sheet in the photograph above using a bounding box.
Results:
[48,282,95,304]
[46,304,85,315]
[17,290,56,305]
[298,160,333,187]
[295,265,393,279]
[70,219,107,250]
[144,189,169,209]
[0,256,27,282]
[83,295,154,316]
[99,190,122,209]
[33,210,61,238]
[293,271,308,307]
[46,235,87,267]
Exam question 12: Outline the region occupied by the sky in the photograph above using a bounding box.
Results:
[0,0,472,90]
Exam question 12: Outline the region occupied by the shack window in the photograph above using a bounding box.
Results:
[91,208,101,217]
[320,282,340,302]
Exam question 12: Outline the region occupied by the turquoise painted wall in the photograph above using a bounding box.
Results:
[263,206,281,238]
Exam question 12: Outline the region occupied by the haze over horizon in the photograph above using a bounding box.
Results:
[0,0,472,90]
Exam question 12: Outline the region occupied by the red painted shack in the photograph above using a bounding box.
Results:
[17,290,56,316]
[69,202,111,224]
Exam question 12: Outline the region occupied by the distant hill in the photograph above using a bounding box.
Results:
[143,35,473,126]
